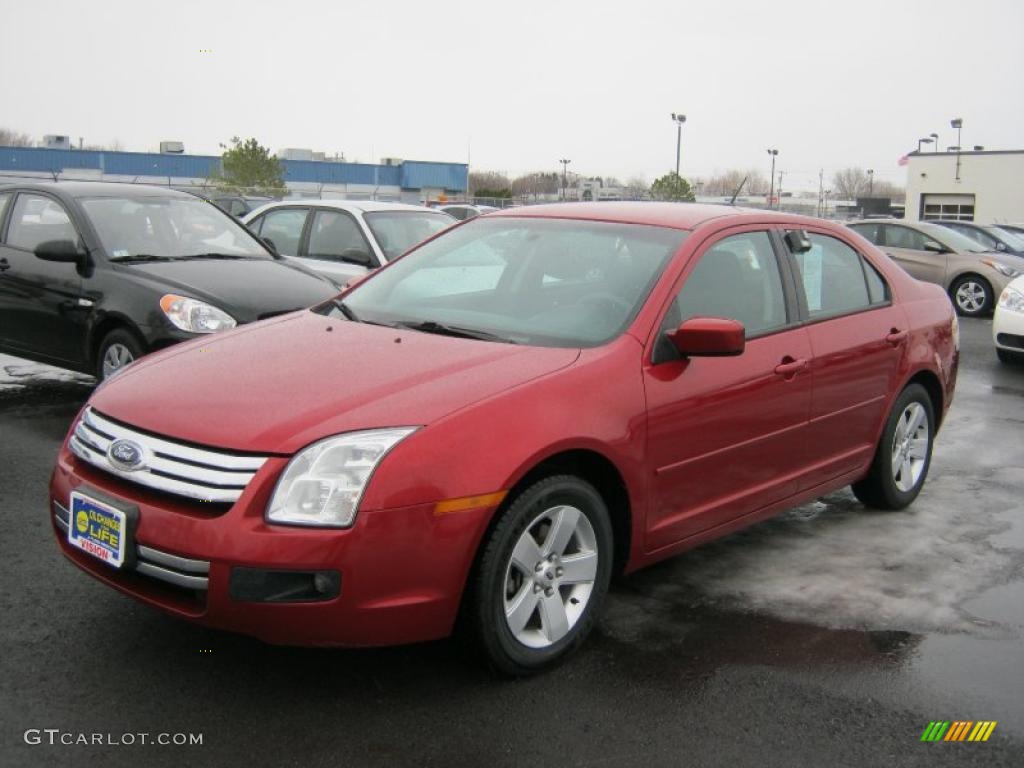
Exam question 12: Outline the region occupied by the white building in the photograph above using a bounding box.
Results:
[903,149,1024,224]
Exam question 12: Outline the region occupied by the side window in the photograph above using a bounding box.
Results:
[956,226,996,250]
[229,200,248,217]
[848,222,880,244]
[259,208,307,257]
[308,210,372,262]
[665,231,788,337]
[882,225,925,251]
[7,194,79,251]
[789,233,887,318]
[247,215,264,236]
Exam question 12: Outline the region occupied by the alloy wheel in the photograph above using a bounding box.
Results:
[102,343,135,379]
[891,402,929,492]
[955,281,987,313]
[502,504,598,649]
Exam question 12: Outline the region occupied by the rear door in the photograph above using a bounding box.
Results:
[643,227,813,552]
[783,229,906,488]
[880,224,947,285]
[0,192,88,363]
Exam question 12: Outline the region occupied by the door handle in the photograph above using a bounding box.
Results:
[774,357,807,377]
[886,329,908,346]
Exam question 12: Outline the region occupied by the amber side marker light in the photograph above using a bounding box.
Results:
[434,491,508,516]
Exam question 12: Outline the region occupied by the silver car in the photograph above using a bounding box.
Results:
[243,200,455,284]
[847,219,1024,316]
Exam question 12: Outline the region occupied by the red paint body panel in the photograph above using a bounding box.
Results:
[50,205,959,646]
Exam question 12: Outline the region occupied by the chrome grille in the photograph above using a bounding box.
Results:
[69,407,267,503]
[54,500,210,590]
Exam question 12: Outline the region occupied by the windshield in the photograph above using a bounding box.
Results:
[918,222,989,253]
[334,217,686,347]
[989,227,1024,250]
[82,196,271,259]
[363,210,455,259]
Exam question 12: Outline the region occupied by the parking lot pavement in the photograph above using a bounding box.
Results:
[1,319,1022,768]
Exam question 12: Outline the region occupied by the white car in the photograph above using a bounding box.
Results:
[994,274,1024,364]
[242,200,455,284]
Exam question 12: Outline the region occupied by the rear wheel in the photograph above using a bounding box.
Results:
[852,383,935,510]
[467,475,613,675]
[96,328,145,381]
[950,275,993,317]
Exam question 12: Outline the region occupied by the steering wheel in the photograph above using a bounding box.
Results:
[576,292,632,316]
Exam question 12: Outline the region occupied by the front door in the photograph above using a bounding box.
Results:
[881,224,947,285]
[643,228,812,553]
[0,192,87,364]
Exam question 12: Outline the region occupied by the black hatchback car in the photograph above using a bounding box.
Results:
[0,182,339,380]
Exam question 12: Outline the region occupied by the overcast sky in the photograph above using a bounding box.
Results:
[2,0,1022,192]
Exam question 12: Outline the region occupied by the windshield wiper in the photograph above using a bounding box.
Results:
[394,320,516,344]
[108,254,176,263]
[331,299,361,322]
[178,253,254,260]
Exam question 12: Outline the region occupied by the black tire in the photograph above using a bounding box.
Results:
[949,274,993,317]
[997,348,1024,365]
[95,327,146,381]
[467,475,613,676]
[852,383,935,510]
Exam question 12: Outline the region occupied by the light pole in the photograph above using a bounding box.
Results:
[767,148,778,209]
[559,158,571,201]
[671,113,686,177]
[950,117,963,181]
[867,168,874,197]
[929,133,939,152]
[917,137,933,152]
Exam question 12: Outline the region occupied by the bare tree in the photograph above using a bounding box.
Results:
[701,169,769,197]
[832,167,870,200]
[469,170,511,197]
[623,176,649,200]
[0,127,33,147]
[511,171,560,198]
[872,180,905,202]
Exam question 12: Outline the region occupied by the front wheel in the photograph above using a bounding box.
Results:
[467,475,613,675]
[950,275,993,317]
[852,383,935,510]
[96,328,145,381]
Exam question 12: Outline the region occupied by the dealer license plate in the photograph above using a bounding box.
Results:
[67,491,128,568]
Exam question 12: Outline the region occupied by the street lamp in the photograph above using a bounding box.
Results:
[559,158,571,201]
[950,118,963,181]
[929,133,939,152]
[671,113,686,177]
[917,137,934,152]
[766,149,778,209]
[867,168,874,197]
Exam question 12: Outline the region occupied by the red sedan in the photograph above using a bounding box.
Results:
[50,203,958,674]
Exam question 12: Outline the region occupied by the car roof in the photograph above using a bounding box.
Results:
[253,199,446,214]
[487,201,822,231]
[0,180,196,199]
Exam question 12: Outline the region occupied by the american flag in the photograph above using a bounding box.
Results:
[897,155,909,166]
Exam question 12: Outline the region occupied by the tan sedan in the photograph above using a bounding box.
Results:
[847,220,1024,316]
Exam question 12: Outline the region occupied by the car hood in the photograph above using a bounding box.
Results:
[88,311,581,454]
[114,258,340,322]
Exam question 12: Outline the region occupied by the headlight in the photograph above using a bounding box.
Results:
[267,428,417,527]
[980,258,1022,279]
[998,286,1024,314]
[160,294,237,333]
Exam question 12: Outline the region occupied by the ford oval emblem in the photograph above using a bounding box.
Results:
[107,439,145,472]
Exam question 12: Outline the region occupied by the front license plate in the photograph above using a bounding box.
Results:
[68,491,128,568]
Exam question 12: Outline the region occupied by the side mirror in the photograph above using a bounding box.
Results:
[668,317,745,357]
[923,240,947,253]
[995,241,1007,252]
[784,229,812,253]
[338,248,373,267]
[34,240,85,263]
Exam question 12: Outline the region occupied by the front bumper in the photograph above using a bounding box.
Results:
[50,446,495,647]
[993,304,1024,353]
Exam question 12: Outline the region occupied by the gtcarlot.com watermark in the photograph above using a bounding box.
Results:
[24,729,203,746]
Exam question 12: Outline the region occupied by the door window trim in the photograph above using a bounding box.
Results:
[778,227,893,326]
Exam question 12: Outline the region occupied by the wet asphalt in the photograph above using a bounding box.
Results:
[0,318,1022,768]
